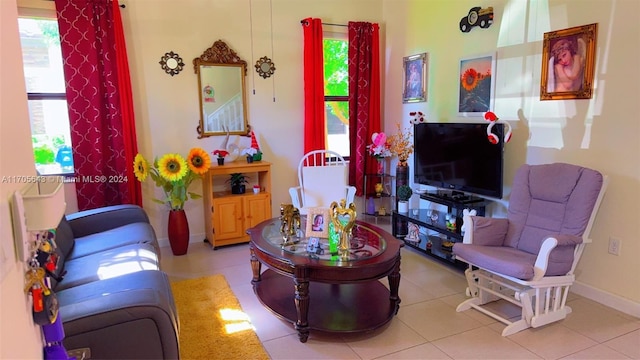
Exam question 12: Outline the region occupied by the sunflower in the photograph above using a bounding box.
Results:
[187,147,211,175]
[133,154,149,182]
[157,153,188,182]
[461,68,479,91]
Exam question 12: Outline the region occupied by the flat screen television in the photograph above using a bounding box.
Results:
[413,122,504,199]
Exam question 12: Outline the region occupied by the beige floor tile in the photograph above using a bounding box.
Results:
[561,298,640,343]
[263,333,360,359]
[508,322,598,359]
[377,342,452,359]
[397,299,484,341]
[561,344,632,359]
[602,329,640,359]
[401,268,467,298]
[341,319,428,360]
[431,327,539,359]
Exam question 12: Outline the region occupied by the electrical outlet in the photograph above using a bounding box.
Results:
[608,237,621,256]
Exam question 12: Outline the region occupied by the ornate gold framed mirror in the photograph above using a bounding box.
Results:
[193,40,249,138]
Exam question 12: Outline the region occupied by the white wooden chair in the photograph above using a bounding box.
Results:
[453,163,608,336]
[288,150,356,215]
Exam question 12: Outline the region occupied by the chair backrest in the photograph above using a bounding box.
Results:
[505,163,606,275]
[298,150,350,209]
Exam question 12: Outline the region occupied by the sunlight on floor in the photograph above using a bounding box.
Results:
[220,307,256,334]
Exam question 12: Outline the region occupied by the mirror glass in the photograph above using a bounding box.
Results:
[194,40,249,137]
[196,63,248,136]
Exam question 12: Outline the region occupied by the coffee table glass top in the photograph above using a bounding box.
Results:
[261,217,386,261]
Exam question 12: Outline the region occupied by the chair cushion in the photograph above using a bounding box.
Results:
[302,166,349,208]
[55,243,159,291]
[453,243,537,280]
[68,222,158,260]
[505,163,603,255]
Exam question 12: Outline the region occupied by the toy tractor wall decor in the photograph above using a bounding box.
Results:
[460,6,494,33]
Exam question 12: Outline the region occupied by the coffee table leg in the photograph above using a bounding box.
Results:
[388,255,402,314]
[250,246,262,284]
[293,271,310,343]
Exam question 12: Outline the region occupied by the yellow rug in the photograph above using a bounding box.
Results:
[170,274,270,360]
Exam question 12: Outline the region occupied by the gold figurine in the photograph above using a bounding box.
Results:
[328,199,357,260]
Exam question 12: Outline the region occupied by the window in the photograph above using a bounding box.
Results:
[18,17,73,175]
[323,34,349,158]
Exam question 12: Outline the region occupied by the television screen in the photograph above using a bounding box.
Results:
[413,122,504,199]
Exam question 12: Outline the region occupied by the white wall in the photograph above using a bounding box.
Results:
[382,0,639,311]
[1,0,47,357]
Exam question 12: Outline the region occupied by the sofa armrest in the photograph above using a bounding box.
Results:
[66,205,150,238]
[462,216,509,246]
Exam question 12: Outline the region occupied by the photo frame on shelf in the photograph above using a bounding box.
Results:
[540,23,598,100]
[305,207,329,238]
[402,53,428,103]
[457,53,496,116]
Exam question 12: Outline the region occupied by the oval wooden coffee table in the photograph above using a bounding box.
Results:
[248,217,403,343]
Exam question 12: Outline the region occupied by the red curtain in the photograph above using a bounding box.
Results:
[302,17,326,153]
[55,0,139,210]
[112,0,141,207]
[348,22,380,196]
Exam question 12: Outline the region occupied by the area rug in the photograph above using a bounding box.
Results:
[170,274,270,360]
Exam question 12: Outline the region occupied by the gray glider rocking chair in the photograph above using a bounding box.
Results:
[453,163,608,336]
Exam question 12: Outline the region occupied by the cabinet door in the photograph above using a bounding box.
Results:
[212,197,245,240]
[243,193,271,229]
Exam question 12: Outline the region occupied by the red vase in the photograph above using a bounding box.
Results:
[168,209,189,256]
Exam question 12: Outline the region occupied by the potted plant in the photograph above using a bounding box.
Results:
[396,185,413,213]
[228,173,249,194]
[212,149,228,165]
[241,148,257,163]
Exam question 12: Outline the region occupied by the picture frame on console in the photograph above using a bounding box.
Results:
[402,53,427,103]
[540,23,598,101]
[457,53,496,116]
[306,207,329,238]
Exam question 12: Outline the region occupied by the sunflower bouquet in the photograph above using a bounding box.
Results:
[133,147,211,210]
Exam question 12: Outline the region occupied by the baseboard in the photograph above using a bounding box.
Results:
[158,233,207,250]
[571,280,640,318]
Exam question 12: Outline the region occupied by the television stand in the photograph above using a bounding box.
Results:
[392,193,491,270]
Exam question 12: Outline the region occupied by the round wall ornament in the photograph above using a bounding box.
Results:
[159,51,185,76]
[255,56,276,79]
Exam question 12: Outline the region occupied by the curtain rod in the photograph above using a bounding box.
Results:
[300,19,346,27]
[47,0,125,7]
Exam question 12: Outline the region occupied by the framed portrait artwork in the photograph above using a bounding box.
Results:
[305,207,329,238]
[458,53,496,116]
[540,23,598,100]
[402,53,427,103]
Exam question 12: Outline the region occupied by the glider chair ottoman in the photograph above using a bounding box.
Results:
[453,163,607,336]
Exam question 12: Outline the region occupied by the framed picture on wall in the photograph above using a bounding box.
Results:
[402,53,427,103]
[305,207,329,238]
[540,23,598,100]
[458,53,496,116]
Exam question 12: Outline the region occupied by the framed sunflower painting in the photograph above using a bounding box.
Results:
[457,53,496,116]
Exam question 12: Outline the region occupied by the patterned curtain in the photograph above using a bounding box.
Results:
[348,22,381,196]
[301,17,326,153]
[55,0,140,210]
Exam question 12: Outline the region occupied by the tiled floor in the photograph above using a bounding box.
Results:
[160,217,640,359]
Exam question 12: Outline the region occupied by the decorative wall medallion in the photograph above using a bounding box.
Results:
[159,51,185,76]
[255,56,276,79]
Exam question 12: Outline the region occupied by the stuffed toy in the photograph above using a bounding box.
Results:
[461,208,477,235]
[484,111,512,144]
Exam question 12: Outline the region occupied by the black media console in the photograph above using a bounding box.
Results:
[392,191,490,269]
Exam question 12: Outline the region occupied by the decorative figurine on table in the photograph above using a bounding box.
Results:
[279,203,301,242]
[329,199,357,260]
